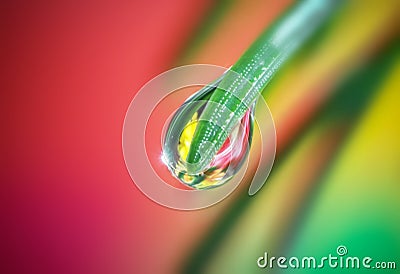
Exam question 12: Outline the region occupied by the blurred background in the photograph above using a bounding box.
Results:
[3,0,399,273]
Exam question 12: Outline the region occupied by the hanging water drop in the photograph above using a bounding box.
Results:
[161,0,338,191]
[162,83,254,190]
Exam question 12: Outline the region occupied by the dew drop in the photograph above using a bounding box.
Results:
[162,83,254,190]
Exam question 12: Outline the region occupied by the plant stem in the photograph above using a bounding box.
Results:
[186,0,339,174]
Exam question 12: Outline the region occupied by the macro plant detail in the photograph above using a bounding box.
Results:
[162,0,338,189]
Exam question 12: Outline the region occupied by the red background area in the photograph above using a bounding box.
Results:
[3,1,212,273]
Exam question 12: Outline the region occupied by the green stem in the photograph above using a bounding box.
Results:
[186,0,338,174]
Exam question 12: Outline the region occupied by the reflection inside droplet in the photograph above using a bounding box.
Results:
[162,83,254,190]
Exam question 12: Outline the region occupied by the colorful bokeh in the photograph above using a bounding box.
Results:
[3,0,399,273]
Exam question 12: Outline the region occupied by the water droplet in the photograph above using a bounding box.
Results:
[162,83,254,190]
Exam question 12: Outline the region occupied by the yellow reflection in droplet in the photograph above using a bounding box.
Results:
[178,112,198,160]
